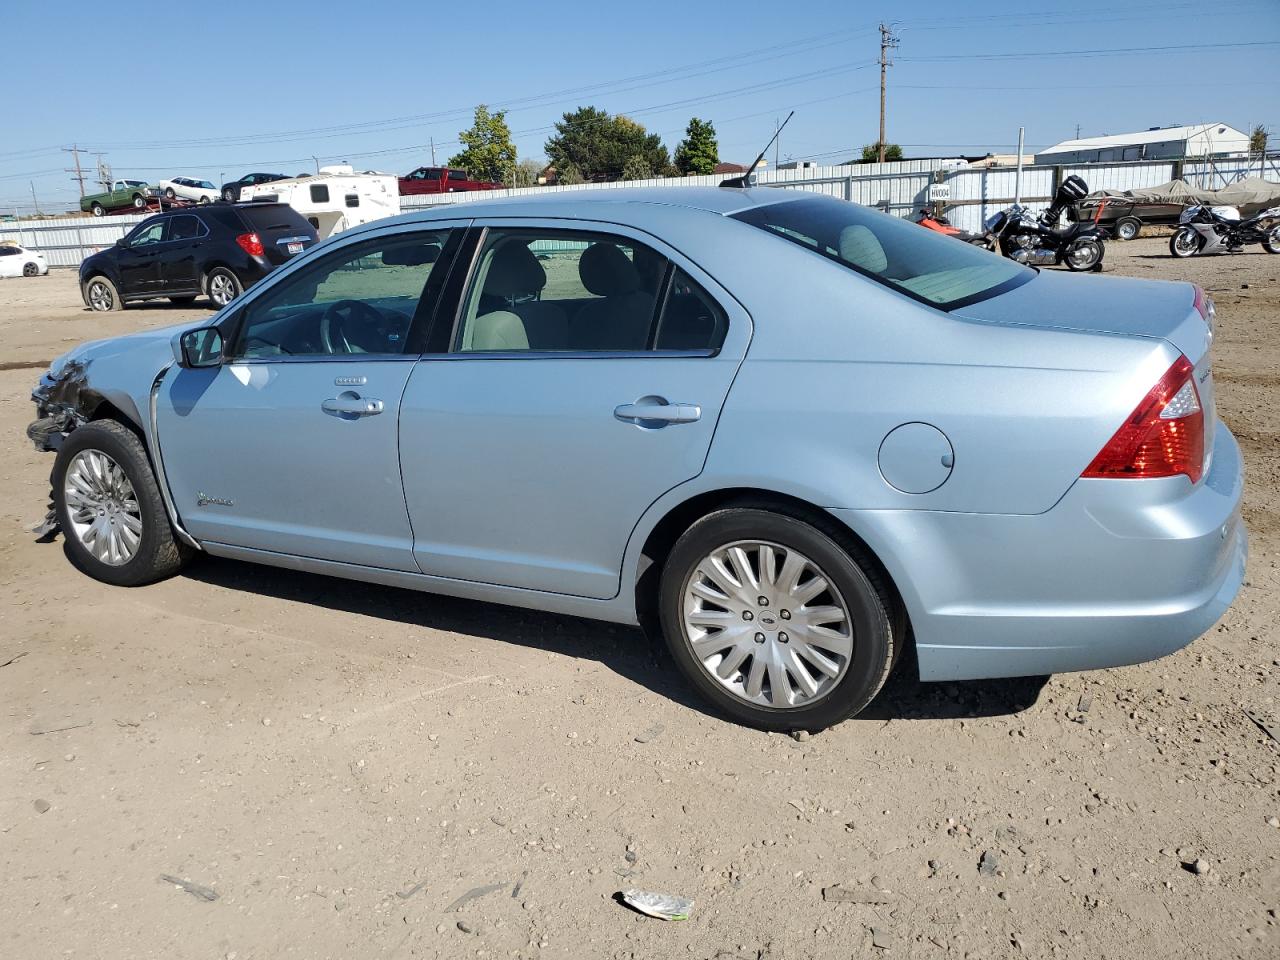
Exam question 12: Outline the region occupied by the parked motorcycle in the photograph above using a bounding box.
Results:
[984,175,1106,272]
[915,209,995,250]
[1169,204,1280,258]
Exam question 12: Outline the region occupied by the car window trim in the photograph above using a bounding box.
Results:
[220,225,467,363]
[439,222,726,360]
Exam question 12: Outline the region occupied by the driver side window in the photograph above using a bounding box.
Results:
[229,230,450,360]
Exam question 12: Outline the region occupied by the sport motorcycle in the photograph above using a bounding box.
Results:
[1169,204,1280,258]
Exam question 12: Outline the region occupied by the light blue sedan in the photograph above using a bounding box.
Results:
[27,187,1246,730]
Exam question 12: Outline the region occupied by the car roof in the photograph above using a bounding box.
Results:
[398,186,804,223]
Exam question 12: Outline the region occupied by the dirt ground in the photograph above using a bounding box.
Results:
[1,241,1277,960]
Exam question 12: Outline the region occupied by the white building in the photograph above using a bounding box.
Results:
[1035,123,1250,165]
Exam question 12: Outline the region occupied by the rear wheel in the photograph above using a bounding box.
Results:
[164,187,176,200]
[1264,225,1280,255]
[52,420,191,587]
[206,267,242,308]
[90,203,104,217]
[222,188,235,203]
[1064,237,1104,271]
[659,507,896,731]
[1170,227,1201,258]
[132,194,146,209]
[84,276,122,312]
[23,261,39,277]
[1114,216,1141,241]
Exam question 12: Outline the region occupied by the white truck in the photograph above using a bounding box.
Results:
[238,166,400,238]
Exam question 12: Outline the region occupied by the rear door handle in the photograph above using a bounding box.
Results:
[614,397,701,425]
[322,395,384,417]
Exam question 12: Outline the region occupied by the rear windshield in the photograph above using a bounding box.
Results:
[731,195,1031,310]
[236,204,316,238]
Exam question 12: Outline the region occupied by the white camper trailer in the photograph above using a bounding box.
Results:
[239,165,400,238]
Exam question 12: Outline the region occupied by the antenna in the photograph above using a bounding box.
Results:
[720,111,795,188]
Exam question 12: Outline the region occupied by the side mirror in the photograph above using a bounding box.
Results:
[115,238,126,247]
[172,326,223,368]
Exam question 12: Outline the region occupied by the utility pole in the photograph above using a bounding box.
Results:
[62,144,87,198]
[1075,123,1081,139]
[430,137,437,166]
[29,181,41,217]
[93,152,111,191]
[878,23,899,164]
[773,118,780,170]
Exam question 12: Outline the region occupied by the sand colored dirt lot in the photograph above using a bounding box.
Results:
[1,241,1277,959]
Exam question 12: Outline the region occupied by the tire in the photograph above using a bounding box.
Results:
[205,267,242,308]
[22,262,39,277]
[1064,237,1104,272]
[168,295,198,305]
[659,507,897,731]
[1264,225,1280,255]
[198,196,211,205]
[164,187,176,200]
[222,188,235,203]
[52,420,192,587]
[91,203,104,217]
[1170,227,1201,258]
[84,275,123,312]
[1114,216,1141,241]
[132,194,146,209]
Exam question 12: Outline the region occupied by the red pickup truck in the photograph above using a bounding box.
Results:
[398,166,502,196]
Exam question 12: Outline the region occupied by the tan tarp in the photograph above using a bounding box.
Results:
[1084,177,1280,216]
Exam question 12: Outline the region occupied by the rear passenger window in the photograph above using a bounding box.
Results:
[655,268,728,352]
[455,230,668,353]
[169,215,204,241]
[310,184,329,203]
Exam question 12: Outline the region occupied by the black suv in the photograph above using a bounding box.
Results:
[220,172,288,203]
[79,203,318,312]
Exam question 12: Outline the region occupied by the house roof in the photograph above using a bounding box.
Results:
[1038,123,1245,155]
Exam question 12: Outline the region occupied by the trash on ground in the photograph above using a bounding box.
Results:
[159,874,219,902]
[620,889,693,920]
[444,882,506,913]
[822,884,893,904]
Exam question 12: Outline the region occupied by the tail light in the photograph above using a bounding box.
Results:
[235,232,264,257]
[1082,355,1204,484]
[1192,283,1216,327]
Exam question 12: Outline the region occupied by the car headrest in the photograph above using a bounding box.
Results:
[579,243,641,296]
[484,240,546,297]
[837,225,888,274]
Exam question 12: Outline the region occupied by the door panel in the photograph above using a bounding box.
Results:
[157,360,418,569]
[400,354,743,597]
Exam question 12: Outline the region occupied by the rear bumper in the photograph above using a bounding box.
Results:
[831,419,1247,681]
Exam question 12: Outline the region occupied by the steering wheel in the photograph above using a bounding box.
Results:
[320,299,385,355]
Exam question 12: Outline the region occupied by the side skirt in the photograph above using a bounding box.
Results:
[199,541,642,626]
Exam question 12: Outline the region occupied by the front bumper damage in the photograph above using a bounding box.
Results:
[27,359,95,537]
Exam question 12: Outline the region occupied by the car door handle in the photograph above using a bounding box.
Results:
[614,398,701,425]
[322,396,384,417]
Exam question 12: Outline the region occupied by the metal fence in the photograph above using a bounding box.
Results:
[5,154,1277,268]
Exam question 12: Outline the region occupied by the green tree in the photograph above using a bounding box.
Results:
[859,142,903,163]
[556,161,584,185]
[545,107,670,181]
[1250,124,1269,156]
[448,105,517,184]
[513,157,544,188]
[674,117,719,175]
[621,155,653,181]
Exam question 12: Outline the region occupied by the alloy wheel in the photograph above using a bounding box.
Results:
[87,280,113,311]
[23,262,38,277]
[681,540,853,709]
[63,449,142,566]
[209,273,235,306]
[1067,240,1101,269]
[1172,229,1200,257]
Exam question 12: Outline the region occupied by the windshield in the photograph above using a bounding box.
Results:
[732,195,1031,310]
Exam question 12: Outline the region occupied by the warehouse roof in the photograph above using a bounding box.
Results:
[1039,123,1243,156]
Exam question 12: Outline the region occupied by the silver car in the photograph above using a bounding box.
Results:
[27,187,1246,730]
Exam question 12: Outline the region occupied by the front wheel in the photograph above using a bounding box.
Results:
[90,203,104,217]
[52,420,192,587]
[1064,237,1104,271]
[1264,225,1280,255]
[206,267,242,308]
[659,507,896,731]
[84,276,122,312]
[1170,227,1202,258]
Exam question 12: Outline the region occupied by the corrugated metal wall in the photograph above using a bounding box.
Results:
[5,155,1276,267]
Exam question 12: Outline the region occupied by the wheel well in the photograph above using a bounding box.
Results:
[633,487,912,658]
[87,400,144,440]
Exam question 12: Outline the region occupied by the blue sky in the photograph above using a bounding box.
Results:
[2,0,1277,212]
